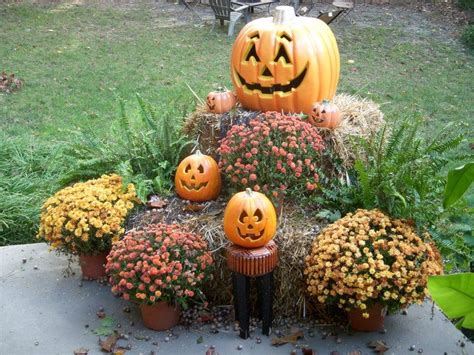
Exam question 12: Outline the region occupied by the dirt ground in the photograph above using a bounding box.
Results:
[5,0,471,42]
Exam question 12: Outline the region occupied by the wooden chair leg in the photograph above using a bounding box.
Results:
[257,272,274,336]
[233,272,250,339]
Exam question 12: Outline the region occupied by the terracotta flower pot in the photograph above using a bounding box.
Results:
[348,303,387,332]
[78,252,109,279]
[139,302,180,331]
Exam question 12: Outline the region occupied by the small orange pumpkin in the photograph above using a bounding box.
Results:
[175,150,221,202]
[223,188,277,248]
[206,87,236,114]
[308,100,341,129]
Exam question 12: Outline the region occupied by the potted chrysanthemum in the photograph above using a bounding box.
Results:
[38,174,137,279]
[106,223,214,331]
[304,209,443,331]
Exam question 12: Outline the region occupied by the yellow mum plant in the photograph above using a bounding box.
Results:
[38,174,137,255]
[304,209,443,317]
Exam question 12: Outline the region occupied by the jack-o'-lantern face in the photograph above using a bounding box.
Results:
[206,88,236,114]
[231,6,340,114]
[175,151,221,202]
[223,188,277,248]
[308,100,341,129]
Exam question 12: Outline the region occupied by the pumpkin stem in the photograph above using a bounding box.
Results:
[245,188,253,196]
[273,6,296,25]
[195,149,202,156]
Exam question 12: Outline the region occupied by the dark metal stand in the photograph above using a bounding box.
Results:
[226,241,278,339]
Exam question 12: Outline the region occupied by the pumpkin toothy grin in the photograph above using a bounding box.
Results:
[235,66,308,95]
[181,181,208,191]
[237,228,265,240]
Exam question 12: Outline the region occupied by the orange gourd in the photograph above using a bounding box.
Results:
[175,150,221,202]
[223,188,277,248]
[308,100,341,129]
[230,6,340,114]
[206,87,236,114]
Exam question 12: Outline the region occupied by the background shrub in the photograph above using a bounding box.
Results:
[461,24,474,50]
[0,135,65,245]
[60,95,194,202]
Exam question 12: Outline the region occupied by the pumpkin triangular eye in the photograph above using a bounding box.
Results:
[274,44,291,64]
[245,43,260,62]
[254,208,263,221]
[185,164,191,173]
[197,164,204,174]
[239,211,248,223]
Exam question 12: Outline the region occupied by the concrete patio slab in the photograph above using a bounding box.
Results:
[0,243,472,355]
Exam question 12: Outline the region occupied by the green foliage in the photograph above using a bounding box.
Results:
[352,118,469,226]
[0,135,65,245]
[428,273,474,329]
[444,163,474,208]
[457,0,474,10]
[461,25,474,50]
[60,96,194,202]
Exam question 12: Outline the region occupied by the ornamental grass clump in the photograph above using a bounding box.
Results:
[218,111,325,203]
[38,174,137,255]
[304,209,443,317]
[106,223,214,308]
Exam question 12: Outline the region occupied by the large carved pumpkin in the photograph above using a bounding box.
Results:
[230,6,340,114]
[175,150,221,202]
[223,188,277,248]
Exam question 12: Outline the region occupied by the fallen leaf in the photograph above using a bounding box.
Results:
[74,348,89,355]
[183,203,205,212]
[271,330,304,346]
[96,310,106,319]
[147,196,168,209]
[99,332,120,353]
[348,351,362,355]
[113,348,127,355]
[302,348,316,355]
[367,340,389,354]
[196,335,203,344]
[348,59,355,64]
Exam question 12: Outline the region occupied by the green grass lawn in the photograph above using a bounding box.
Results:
[1,2,473,245]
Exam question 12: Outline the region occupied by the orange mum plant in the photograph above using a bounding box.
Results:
[38,174,137,255]
[106,223,214,308]
[304,209,443,317]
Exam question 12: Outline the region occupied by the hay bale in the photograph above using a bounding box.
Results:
[326,93,386,167]
[183,94,385,168]
[134,197,324,318]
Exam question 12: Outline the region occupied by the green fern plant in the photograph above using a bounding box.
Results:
[353,118,468,225]
[350,117,473,270]
[60,95,194,202]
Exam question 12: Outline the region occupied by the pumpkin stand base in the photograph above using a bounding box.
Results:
[78,252,108,279]
[226,240,278,339]
[348,303,387,332]
[139,302,180,331]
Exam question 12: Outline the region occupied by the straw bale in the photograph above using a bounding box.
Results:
[183,94,385,168]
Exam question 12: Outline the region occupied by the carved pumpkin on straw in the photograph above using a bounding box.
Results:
[230,6,340,114]
[175,150,221,202]
[206,87,236,114]
[223,188,277,248]
[308,100,341,129]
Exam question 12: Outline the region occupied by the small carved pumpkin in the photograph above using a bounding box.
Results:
[308,100,341,129]
[231,6,340,114]
[175,150,221,202]
[223,188,277,248]
[206,87,236,114]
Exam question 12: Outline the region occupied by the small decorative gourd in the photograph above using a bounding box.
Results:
[230,6,340,114]
[308,100,341,129]
[206,87,236,114]
[223,188,277,248]
[175,150,221,202]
